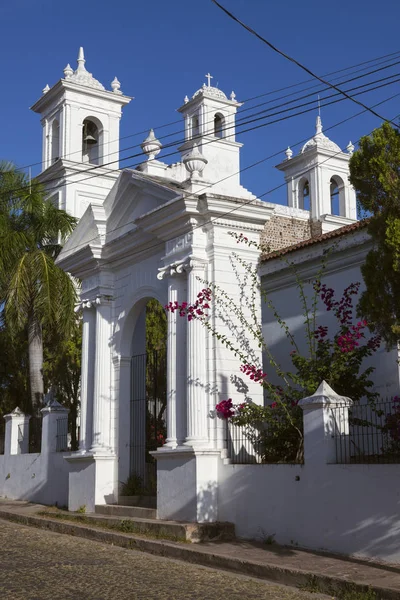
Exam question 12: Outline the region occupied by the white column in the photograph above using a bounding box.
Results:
[165,274,187,447]
[43,119,49,170]
[91,297,113,453]
[184,262,208,446]
[79,304,96,453]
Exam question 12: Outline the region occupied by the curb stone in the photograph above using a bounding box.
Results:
[0,509,398,600]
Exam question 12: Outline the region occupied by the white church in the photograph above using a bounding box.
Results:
[2,48,400,563]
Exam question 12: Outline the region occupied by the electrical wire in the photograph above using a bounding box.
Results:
[211,0,400,129]
[23,74,400,200]
[18,50,400,172]
[8,70,398,201]
[51,94,400,260]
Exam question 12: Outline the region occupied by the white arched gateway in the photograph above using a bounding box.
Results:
[57,166,271,518]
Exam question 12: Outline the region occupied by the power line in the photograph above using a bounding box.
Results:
[30,74,400,196]
[4,74,399,203]
[18,50,400,172]
[211,0,400,129]
[52,94,400,260]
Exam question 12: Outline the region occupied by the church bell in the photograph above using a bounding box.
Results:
[83,133,97,145]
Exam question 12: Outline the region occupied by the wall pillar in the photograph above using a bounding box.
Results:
[299,380,353,465]
[4,408,30,455]
[164,274,187,447]
[91,296,113,453]
[79,303,96,453]
[41,399,69,453]
[184,261,208,447]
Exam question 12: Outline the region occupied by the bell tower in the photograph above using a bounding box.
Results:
[276,116,357,233]
[31,48,131,219]
[177,74,253,198]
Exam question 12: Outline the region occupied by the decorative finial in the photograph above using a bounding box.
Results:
[285,146,293,160]
[316,115,323,135]
[205,72,213,87]
[230,91,236,101]
[64,64,73,78]
[141,129,162,161]
[111,76,122,94]
[317,94,321,117]
[42,84,50,95]
[77,47,86,72]
[347,141,355,155]
[183,143,208,178]
[184,95,189,104]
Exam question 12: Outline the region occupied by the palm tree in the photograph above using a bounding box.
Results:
[0,163,77,413]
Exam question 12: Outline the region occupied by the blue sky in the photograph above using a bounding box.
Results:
[1,0,400,204]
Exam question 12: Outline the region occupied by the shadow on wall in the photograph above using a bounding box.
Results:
[217,460,400,564]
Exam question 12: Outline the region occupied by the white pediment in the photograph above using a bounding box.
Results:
[104,170,182,244]
[57,169,185,276]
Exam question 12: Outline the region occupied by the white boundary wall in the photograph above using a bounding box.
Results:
[218,461,400,564]
[0,453,71,507]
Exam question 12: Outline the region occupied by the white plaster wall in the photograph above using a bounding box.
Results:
[261,261,400,396]
[218,461,400,564]
[0,453,71,507]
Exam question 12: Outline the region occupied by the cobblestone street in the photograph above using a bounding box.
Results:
[0,519,332,600]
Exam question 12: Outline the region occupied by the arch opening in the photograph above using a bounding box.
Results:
[82,118,101,165]
[127,298,167,499]
[330,176,345,216]
[191,115,199,139]
[298,178,310,210]
[214,113,225,138]
[51,119,60,164]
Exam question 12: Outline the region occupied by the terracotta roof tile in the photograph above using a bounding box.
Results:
[261,219,370,262]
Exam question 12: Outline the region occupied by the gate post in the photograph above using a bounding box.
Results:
[4,408,30,455]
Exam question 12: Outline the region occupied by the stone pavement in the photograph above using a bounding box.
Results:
[0,499,399,599]
[0,519,330,600]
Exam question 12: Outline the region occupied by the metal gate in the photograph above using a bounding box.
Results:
[130,349,167,494]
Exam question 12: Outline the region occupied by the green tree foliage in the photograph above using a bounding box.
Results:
[0,163,77,413]
[0,322,30,417]
[349,122,400,346]
[145,298,167,353]
[43,319,82,450]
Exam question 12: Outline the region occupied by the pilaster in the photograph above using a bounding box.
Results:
[78,301,96,453]
[184,260,209,447]
[164,273,187,447]
[91,295,113,453]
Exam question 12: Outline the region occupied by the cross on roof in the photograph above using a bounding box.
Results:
[205,72,213,87]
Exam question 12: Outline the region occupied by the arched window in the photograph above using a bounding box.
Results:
[214,113,224,138]
[51,119,60,164]
[191,115,199,140]
[82,119,100,165]
[298,179,310,210]
[330,177,341,215]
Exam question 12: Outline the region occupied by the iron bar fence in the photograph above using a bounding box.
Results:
[225,419,303,465]
[129,350,167,494]
[331,398,400,464]
[29,416,42,453]
[18,423,23,452]
[56,417,69,452]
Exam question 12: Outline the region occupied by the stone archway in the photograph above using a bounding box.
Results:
[122,298,167,502]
